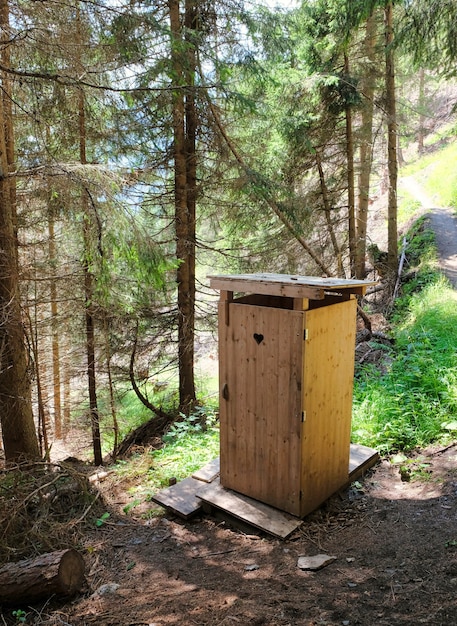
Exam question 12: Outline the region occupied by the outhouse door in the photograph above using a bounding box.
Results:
[219,302,304,516]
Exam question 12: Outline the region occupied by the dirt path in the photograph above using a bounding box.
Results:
[401,175,457,287]
[429,208,457,287]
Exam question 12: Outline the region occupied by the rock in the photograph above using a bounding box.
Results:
[297,554,337,571]
[92,583,120,597]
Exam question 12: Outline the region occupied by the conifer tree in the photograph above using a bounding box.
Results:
[0,0,39,461]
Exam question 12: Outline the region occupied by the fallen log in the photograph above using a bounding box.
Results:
[0,548,85,605]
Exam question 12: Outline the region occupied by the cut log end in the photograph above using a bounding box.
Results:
[0,548,86,606]
[58,549,86,595]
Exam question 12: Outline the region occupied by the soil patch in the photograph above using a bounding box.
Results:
[9,443,457,626]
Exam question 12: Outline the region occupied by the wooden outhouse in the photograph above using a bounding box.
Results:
[209,273,376,518]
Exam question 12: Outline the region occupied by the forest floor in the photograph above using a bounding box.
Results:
[24,442,457,626]
[3,183,457,625]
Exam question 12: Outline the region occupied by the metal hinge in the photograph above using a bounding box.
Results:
[301,411,306,422]
[304,328,309,341]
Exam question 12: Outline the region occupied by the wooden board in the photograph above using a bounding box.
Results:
[300,299,357,517]
[192,457,220,483]
[150,477,204,519]
[219,302,303,515]
[198,446,377,537]
[349,443,379,481]
[197,480,303,539]
[150,447,378,531]
[209,273,377,300]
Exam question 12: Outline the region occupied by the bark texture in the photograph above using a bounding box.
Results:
[356,11,377,279]
[385,1,398,276]
[169,0,197,414]
[0,0,39,461]
[0,549,85,605]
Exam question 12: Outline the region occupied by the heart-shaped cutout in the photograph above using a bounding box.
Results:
[253,333,264,345]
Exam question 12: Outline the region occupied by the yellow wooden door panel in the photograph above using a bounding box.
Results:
[219,303,303,515]
[300,298,356,516]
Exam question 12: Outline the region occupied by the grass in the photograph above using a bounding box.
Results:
[423,142,457,209]
[401,139,457,211]
[111,403,220,508]
[352,219,457,453]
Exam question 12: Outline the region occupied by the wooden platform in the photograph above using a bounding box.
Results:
[192,457,220,483]
[150,477,204,520]
[348,443,379,481]
[197,479,303,539]
[150,444,379,536]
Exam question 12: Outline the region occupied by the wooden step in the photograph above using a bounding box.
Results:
[197,479,303,539]
[150,444,379,531]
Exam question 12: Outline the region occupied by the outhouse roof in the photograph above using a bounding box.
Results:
[209,273,377,300]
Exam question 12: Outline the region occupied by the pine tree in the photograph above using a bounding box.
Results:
[0,0,39,461]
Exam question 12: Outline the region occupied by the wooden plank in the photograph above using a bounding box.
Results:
[150,446,378,525]
[209,273,377,300]
[197,481,302,539]
[211,275,325,300]
[220,290,233,326]
[192,457,220,483]
[348,443,379,481]
[150,477,203,519]
[300,298,357,517]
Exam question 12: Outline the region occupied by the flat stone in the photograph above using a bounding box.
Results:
[297,554,337,571]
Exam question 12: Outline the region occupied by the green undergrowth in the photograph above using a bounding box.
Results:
[99,383,179,454]
[153,405,220,483]
[352,220,457,453]
[113,404,220,510]
[423,142,457,209]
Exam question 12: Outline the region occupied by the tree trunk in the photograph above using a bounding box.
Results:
[356,11,376,279]
[315,151,344,277]
[76,3,102,465]
[63,335,71,436]
[183,0,197,414]
[385,1,398,277]
[79,86,102,466]
[169,0,196,415]
[48,195,62,439]
[26,292,50,459]
[417,68,425,154]
[344,53,356,278]
[0,549,85,605]
[0,0,39,462]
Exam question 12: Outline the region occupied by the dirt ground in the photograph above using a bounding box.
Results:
[21,444,457,626]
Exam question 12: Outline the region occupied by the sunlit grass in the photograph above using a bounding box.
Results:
[353,275,457,453]
[400,140,457,210]
[111,404,220,500]
[423,142,457,209]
